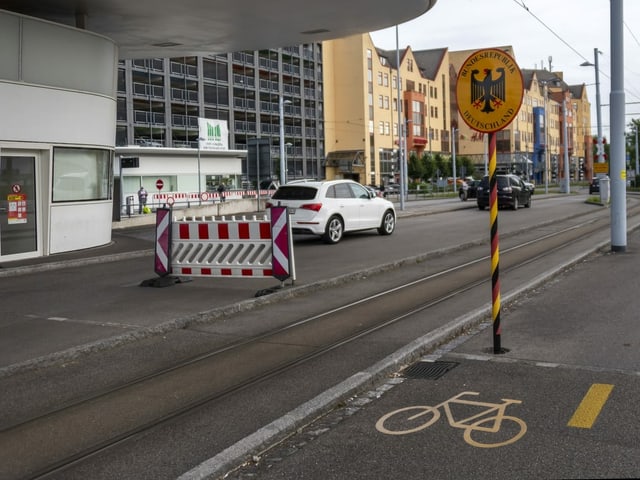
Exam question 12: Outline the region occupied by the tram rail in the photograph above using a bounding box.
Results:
[2,203,639,479]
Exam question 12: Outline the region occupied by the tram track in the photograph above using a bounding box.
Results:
[2,204,639,479]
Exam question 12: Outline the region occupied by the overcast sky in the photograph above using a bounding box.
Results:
[370,0,640,140]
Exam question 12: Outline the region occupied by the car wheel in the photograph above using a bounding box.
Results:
[525,195,531,208]
[478,204,485,210]
[322,215,344,244]
[378,210,395,235]
[512,197,519,210]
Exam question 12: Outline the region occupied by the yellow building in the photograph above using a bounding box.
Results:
[324,37,593,186]
[570,83,594,180]
[323,34,449,186]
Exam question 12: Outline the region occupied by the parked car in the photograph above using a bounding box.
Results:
[476,174,532,210]
[366,185,383,197]
[523,180,535,195]
[383,183,400,196]
[266,179,396,244]
[589,177,600,194]
[458,179,481,201]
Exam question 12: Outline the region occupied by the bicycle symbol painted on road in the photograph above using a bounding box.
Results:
[375,391,527,448]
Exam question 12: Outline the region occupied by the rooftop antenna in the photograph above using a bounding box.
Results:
[548,55,553,72]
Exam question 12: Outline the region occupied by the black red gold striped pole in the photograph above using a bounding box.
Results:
[455,48,523,355]
[487,132,502,353]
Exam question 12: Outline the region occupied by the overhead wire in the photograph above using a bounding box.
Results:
[512,0,640,115]
[511,0,590,64]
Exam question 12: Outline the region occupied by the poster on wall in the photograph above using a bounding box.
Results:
[198,118,229,151]
[8,193,27,224]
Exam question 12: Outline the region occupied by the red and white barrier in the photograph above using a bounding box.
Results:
[154,208,172,276]
[154,210,294,281]
[150,189,275,207]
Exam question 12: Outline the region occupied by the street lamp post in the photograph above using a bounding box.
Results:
[197,136,204,205]
[544,83,550,194]
[451,127,457,189]
[279,95,292,186]
[562,97,571,194]
[581,48,604,167]
[285,142,293,178]
[395,25,406,211]
[633,122,640,184]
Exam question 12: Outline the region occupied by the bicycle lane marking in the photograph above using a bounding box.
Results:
[567,383,614,429]
[375,390,527,448]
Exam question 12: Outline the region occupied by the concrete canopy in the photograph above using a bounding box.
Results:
[0,0,438,58]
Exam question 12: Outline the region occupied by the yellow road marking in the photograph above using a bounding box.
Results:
[568,383,614,429]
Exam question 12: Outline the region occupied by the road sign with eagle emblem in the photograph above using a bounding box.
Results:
[456,48,523,133]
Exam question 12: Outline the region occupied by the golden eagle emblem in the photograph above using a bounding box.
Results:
[471,68,506,113]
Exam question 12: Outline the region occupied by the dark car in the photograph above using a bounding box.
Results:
[589,177,600,194]
[476,174,532,210]
[459,179,481,201]
[384,183,400,196]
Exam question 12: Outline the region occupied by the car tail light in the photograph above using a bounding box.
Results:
[301,203,323,212]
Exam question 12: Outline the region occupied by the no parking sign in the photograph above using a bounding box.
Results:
[8,184,27,224]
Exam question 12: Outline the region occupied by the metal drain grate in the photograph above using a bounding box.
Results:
[401,361,459,380]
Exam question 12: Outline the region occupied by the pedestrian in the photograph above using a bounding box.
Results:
[217,183,226,202]
[459,180,469,201]
[137,186,148,213]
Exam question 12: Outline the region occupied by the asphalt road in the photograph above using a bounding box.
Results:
[1,193,639,479]
[221,226,640,480]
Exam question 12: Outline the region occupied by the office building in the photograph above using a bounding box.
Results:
[115,45,326,186]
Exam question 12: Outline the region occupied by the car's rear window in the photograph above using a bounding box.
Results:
[479,176,510,188]
[271,186,318,200]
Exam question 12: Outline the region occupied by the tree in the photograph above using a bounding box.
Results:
[407,151,425,182]
[434,153,449,178]
[421,152,435,182]
[459,156,476,178]
[626,119,639,172]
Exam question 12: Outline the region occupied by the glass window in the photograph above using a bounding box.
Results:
[52,147,112,202]
[271,186,317,200]
[334,182,354,199]
[349,183,369,199]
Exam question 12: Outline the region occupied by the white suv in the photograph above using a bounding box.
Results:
[266,179,396,244]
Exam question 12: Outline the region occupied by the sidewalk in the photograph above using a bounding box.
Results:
[205,228,640,480]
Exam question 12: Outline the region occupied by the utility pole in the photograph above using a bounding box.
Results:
[543,82,550,194]
[396,25,405,210]
[562,98,570,194]
[452,127,457,189]
[635,122,639,186]
[581,48,604,166]
[610,0,626,251]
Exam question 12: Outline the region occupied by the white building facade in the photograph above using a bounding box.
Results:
[0,10,117,260]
